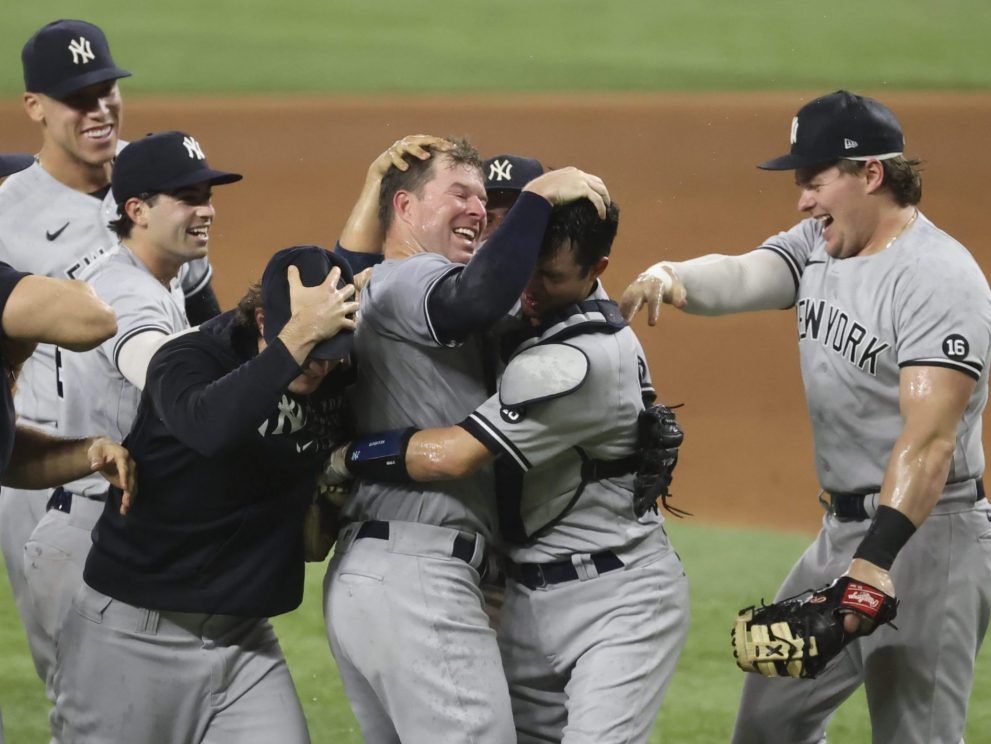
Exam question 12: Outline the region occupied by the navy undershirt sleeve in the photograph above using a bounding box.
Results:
[427,191,552,343]
[0,262,30,341]
[146,336,302,458]
[334,242,384,273]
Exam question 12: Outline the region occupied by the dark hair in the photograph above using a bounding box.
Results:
[539,199,620,275]
[377,137,483,231]
[234,281,263,335]
[107,192,161,239]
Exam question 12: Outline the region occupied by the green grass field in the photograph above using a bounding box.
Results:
[3,521,990,742]
[3,1,991,94]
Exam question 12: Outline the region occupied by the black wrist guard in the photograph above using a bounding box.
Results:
[345,428,419,483]
[852,505,917,570]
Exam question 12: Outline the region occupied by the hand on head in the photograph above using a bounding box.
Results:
[285,265,359,346]
[523,167,611,219]
[372,135,454,178]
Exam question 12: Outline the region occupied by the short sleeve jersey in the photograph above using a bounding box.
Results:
[761,214,991,495]
[57,245,189,495]
[344,252,497,538]
[0,160,211,430]
[464,285,662,564]
[0,261,29,475]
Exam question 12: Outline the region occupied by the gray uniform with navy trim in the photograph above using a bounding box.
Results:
[0,160,210,689]
[324,252,514,744]
[23,244,190,740]
[733,214,991,744]
[465,284,690,744]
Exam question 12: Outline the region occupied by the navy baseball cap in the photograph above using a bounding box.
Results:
[112,131,242,205]
[759,90,905,171]
[22,20,131,100]
[484,154,544,193]
[261,246,355,361]
[0,153,34,178]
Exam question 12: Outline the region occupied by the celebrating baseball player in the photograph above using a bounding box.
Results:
[21,130,241,741]
[323,136,609,742]
[0,19,224,697]
[54,246,358,743]
[621,90,991,743]
[326,197,689,744]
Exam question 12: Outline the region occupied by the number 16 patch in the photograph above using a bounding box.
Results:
[942,334,970,360]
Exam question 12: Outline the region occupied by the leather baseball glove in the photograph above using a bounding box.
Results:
[633,403,686,517]
[732,576,898,679]
[302,483,349,562]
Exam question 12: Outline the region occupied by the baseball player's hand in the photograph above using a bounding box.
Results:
[620,265,687,325]
[87,437,137,516]
[842,558,897,635]
[524,167,611,219]
[372,135,453,178]
[279,266,359,364]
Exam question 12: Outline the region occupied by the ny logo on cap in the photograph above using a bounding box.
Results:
[488,159,513,182]
[182,136,206,160]
[67,37,96,66]
[789,116,799,145]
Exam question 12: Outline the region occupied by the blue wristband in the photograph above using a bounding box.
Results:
[345,428,418,483]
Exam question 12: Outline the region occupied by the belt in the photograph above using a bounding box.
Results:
[822,478,985,523]
[507,550,624,590]
[355,520,481,568]
[46,486,108,515]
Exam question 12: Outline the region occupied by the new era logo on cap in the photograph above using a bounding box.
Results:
[759,90,905,171]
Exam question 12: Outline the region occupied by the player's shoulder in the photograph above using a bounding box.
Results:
[500,342,589,408]
[365,253,458,310]
[82,246,158,291]
[897,214,987,287]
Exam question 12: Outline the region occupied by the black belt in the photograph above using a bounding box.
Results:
[46,486,73,514]
[827,478,985,522]
[508,550,624,590]
[355,520,480,566]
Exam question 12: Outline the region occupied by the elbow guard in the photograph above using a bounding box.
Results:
[346,427,419,483]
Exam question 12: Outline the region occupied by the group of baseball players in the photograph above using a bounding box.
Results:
[1,15,988,744]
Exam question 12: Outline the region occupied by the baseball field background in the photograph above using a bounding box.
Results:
[3,2,991,741]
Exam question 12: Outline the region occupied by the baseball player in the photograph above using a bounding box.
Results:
[323,137,609,743]
[328,198,689,744]
[54,246,358,743]
[23,130,241,741]
[0,19,223,684]
[483,152,545,239]
[620,90,991,743]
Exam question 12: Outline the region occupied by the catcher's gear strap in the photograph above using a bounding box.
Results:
[345,427,419,483]
[499,343,589,409]
[852,505,917,570]
[499,297,627,362]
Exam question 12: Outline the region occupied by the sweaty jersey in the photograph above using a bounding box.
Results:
[344,252,497,538]
[463,285,662,564]
[57,245,189,496]
[0,161,211,430]
[761,213,991,496]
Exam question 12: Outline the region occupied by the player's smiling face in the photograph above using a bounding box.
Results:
[402,156,487,264]
[521,240,606,321]
[26,80,122,170]
[795,164,875,259]
[143,182,215,262]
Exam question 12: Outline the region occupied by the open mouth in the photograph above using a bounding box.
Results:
[82,124,113,140]
[815,214,833,230]
[187,226,210,240]
[452,226,478,243]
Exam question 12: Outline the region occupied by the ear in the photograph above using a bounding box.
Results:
[393,190,414,226]
[23,93,44,124]
[124,197,150,228]
[254,307,265,336]
[863,159,886,195]
[591,256,610,280]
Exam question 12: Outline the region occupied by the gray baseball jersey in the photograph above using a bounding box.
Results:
[58,244,189,495]
[0,161,210,429]
[761,213,991,496]
[462,287,690,743]
[732,213,991,744]
[343,252,496,537]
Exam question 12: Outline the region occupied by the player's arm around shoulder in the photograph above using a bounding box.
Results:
[2,274,116,354]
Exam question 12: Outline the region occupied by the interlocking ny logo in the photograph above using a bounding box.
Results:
[488,159,513,182]
[789,116,799,145]
[68,37,95,65]
[182,136,206,160]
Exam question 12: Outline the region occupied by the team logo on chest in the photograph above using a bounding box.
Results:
[796,298,889,376]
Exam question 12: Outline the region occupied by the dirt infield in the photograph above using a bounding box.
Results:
[2,91,988,533]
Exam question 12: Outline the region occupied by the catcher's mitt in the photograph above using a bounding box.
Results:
[633,403,686,518]
[732,576,898,679]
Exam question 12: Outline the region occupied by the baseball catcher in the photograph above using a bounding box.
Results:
[732,576,898,679]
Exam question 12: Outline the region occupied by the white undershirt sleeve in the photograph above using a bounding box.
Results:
[116,328,196,390]
[646,249,797,316]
